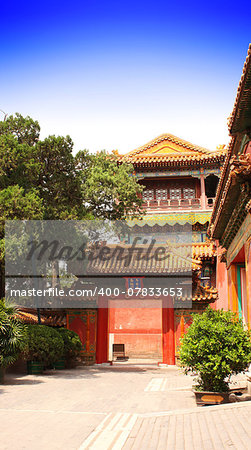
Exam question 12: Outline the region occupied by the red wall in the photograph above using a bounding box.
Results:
[215,244,228,310]
[109,300,162,359]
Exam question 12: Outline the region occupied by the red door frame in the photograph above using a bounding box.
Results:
[95,297,175,365]
[96,300,109,363]
[162,298,175,365]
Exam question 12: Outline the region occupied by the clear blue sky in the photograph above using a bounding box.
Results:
[1,1,251,153]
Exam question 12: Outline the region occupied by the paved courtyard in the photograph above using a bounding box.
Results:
[0,360,251,449]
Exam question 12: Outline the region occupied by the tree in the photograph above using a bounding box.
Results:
[0,115,86,297]
[179,307,251,392]
[0,299,26,370]
[76,149,143,220]
[57,328,82,364]
[0,114,86,219]
[34,135,84,219]
[25,324,64,366]
[0,113,40,146]
[0,114,143,223]
[0,113,143,297]
[0,186,44,297]
[0,134,41,191]
[0,186,44,224]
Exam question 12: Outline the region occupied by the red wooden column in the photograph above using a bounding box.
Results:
[162,298,175,365]
[96,299,109,364]
[200,172,207,209]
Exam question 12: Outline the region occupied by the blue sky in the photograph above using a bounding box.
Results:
[1,1,251,153]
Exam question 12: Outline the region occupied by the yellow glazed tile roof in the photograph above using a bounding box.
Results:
[86,242,216,276]
[17,309,66,326]
[120,134,226,166]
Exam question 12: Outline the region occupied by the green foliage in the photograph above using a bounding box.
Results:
[76,149,143,220]
[0,115,85,221]
[179,307,251,392]
[0,299,27,368]
[0,113,40,146]
[0,114,86,296]
[57,328,82,361]
[0,114,143,223]
[25,324,64,365]
[0,186,44,222]
[34,135,84,219]
[0,186,44,264]
[0,113,143,297]
[0,134,41,190]
[0,114,143,224]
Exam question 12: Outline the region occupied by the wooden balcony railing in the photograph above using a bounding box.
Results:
[142,197,215,211]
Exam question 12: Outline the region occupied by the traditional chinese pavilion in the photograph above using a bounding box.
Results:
[93,134,225,364]
[20,134,226,364]
[209,44,251,326]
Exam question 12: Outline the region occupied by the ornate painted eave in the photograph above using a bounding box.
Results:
[209,154,251,246]
[178,272,218,304]
[192,242,216,260]
[128,211,212,227]
[191,283,218,303]
[228,43,251,135]
[119,133,226,168]
[209,44,251,243]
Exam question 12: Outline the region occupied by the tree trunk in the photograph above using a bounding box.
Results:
[51,260,60,288]
[0,261,5,299]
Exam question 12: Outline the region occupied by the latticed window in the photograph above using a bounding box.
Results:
[183,188,195,199]
[142,189,154,201]
[156,188,167,200]
[170,188,181,200]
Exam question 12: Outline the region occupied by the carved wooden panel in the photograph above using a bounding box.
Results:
[143,189,154,201]
[170,188,181,200]
[156,188,167,200]
[183,188,195,199]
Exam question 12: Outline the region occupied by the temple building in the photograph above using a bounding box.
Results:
[19,134,226,364]
[65,135,225,365]
[99,134,226,364]
[209,44,251,326]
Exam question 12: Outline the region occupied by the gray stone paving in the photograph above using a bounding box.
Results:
[0,361,250,449]
[123,403,251,450]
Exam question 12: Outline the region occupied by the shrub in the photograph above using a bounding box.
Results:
[0,299,26,368]
[179,307,251,392]
[25,325,64,366]
[57,328,82,361]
